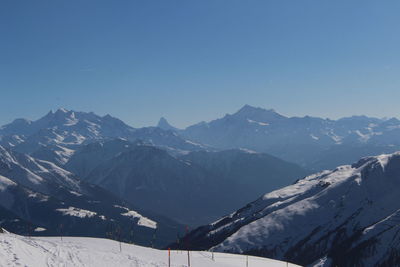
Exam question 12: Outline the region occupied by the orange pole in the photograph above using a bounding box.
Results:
[168,248,171,267]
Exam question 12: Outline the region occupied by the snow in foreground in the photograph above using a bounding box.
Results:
[0,232,301,267]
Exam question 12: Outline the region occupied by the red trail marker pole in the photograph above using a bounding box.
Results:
[168,248,171,267]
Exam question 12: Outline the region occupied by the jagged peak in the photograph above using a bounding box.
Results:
[36,108,108,124]
[103,114,113,119]
[238,104,275,113]
[157,117,177,131]
[236,105,280,115]
[42,108,72,118]
[158,117,169,124]
[55,108,69,113]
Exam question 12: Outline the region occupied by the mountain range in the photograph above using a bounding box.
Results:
[0,108,206,166]
[3,105,400,172]
[161,105,400,170]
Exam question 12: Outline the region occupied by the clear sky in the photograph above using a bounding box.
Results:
[1,0,400,128]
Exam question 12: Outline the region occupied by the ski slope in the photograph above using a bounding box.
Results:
[0,232,301,267]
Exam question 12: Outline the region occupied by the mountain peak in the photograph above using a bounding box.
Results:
[157,117,178,131]
[43,108,71,118]
[40,108,76,124]
[239,104,268,111]
[56,108,69,113]
[237,105,278,114]
[233,105,286,122]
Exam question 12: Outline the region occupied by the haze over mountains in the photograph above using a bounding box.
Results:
[163,105,400,170]
[65,139,307,225]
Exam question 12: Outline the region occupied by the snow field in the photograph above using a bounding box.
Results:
[0,232,301,267]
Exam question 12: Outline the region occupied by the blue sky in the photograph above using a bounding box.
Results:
[1,0,400,128]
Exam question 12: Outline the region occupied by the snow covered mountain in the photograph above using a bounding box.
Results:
[3,106,400,171]
[176,151,400,266]
[179,105,400,170]
[0,145,182,247]
[0,108,207,165]
[0,108,134,146]
[65,140,308,226]
[0,145,81,194]
[0,109,134,164]
[0,232,301,267]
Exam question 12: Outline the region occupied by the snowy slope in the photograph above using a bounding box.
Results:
[0,145,81,194]
[179,152,400,266]
[0,231,301,267]
[0,171,181,247]
[0,146,183,247]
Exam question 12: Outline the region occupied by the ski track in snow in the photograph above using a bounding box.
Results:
[0,233,301,267]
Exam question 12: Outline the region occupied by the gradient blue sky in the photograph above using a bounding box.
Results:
[1,0,400,128]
